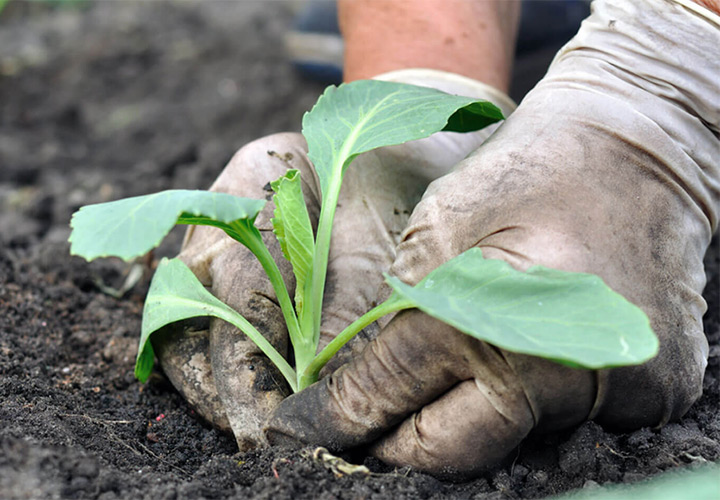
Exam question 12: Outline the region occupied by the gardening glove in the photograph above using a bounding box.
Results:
[266,0,720,478]
[152,69,516,450]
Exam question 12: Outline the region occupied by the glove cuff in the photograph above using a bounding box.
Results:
[371,68,517,118]
[550,0,720,135]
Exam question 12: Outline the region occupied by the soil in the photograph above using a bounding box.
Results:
[1,2,718,499]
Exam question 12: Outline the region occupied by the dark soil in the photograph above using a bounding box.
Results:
[1,2,718,499]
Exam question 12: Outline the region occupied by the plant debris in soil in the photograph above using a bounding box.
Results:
[1,2,718,499]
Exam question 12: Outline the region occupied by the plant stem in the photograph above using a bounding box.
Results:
[227,221,304,350]
[306,92,398,350]
[212,301,298,392]
[298,295,414,390]
[307,172,343,348]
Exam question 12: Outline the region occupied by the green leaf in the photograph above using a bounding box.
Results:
[303,80,504,197]
[551,464,720,499]
[135,258,296,390]
[304,80,504,344]
[386,249,658,369]
[443,101,506,133]
[69,190,265,261]
[270,170,315,319]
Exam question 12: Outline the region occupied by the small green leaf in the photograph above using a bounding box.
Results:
[303,80,504,197]
[136,258,296,389]
[270,170,315,318]
[69,190,265,261]
[386,249,658,369]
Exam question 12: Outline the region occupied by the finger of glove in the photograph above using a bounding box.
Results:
[205,134,321,450]
[267,309,513,451]
[151,317,231,432]
[207,233,293,451]
[368,377,534,479]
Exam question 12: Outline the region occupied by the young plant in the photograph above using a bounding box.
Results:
[69,80,658,393]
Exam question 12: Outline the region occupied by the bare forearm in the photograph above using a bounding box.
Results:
[692,0,720,15]
[338,0,520,92]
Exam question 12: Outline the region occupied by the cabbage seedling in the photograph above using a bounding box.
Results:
[69,80,658,393]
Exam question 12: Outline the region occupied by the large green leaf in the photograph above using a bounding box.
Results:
[270,170,315,319]
[302,80,504,197]
[386,249,658,369]
[69,190,265,261]
[136,258,295,390]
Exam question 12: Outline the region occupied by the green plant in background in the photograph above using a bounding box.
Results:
[552,463,719,500]
[69,80,658,393]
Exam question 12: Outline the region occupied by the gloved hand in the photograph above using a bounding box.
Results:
[152,70,516,450]
[266,0,720,477]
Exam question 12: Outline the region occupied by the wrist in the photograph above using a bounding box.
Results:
[690,0,720,15]
[338,0,520,92]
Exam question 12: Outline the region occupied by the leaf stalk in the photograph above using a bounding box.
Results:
[299,295,414,390]
[228,220,304,351]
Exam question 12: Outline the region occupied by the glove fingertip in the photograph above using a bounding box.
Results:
[264,427,306,450]
[264,379,353,453]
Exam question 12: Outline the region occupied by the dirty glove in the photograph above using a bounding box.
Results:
[266,0,720,477]
[152,70,515,450]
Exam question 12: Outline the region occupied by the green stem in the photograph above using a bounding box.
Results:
[201,219,307,390]
[307,173,343,347]
[213,302,298,392]
[298,295,414,390]
[292,281,318,390]
[178,218,302,345]
[225,221,304,350]
[236,223,315,391]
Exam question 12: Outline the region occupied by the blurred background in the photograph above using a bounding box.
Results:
[1,1,323,253]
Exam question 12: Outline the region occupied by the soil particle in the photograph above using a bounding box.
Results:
[558,423,604,476]
[1,2,719,499]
